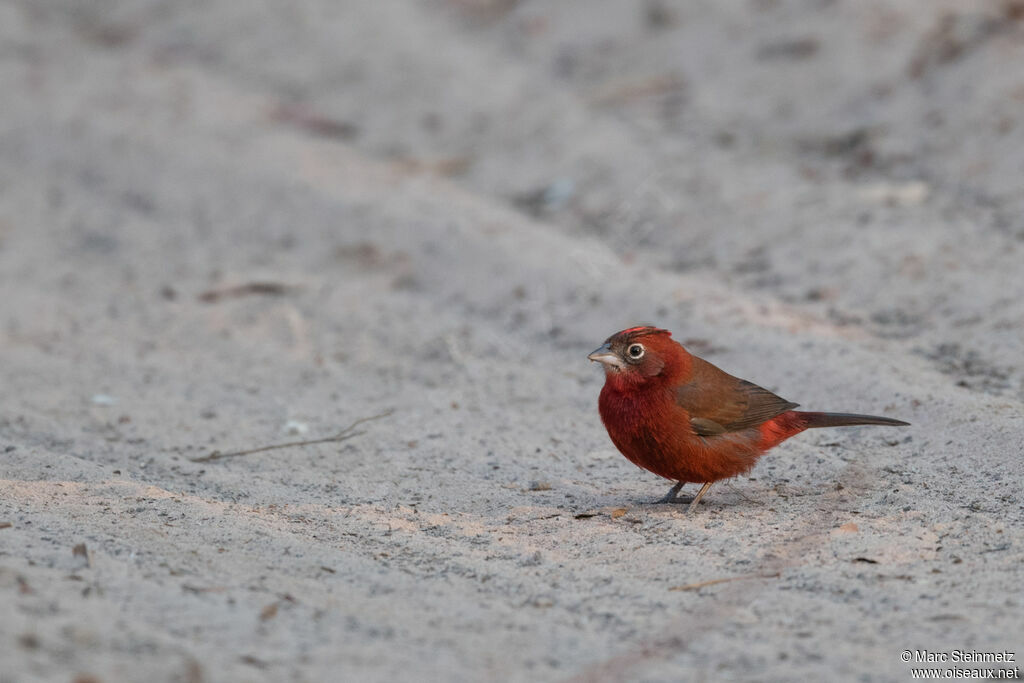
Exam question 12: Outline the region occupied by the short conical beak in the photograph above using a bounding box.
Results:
[588,343,623,368]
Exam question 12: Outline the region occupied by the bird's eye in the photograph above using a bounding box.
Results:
[627,343,645,360]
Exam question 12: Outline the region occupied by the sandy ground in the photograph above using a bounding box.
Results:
[2,1,1023,681]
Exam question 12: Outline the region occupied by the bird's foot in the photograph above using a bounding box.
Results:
[649,481,685,504]
[684,482,714,514]
[666,495,697,505]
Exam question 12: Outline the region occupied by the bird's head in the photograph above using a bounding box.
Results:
[588,326,689,388]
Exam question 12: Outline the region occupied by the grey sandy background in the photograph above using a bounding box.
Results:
[1,1,1023,680]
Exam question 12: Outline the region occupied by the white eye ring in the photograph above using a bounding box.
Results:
[627,343,645,360]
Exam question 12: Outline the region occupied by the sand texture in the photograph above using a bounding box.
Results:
[1,1,1022,681]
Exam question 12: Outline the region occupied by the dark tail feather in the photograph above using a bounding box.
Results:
[799,411,910,429]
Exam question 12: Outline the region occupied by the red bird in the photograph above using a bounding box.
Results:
[589,326,909,512]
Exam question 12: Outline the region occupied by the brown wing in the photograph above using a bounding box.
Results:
[675,356,799,437]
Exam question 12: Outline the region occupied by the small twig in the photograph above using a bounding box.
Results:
[271,104,359,140]
[668,572,780,592]
[198,281,299,303]
[589,73,686,105]
[190,410,393,463]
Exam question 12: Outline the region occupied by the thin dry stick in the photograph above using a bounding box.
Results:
[668,571,780,592]
[190,410,393,463]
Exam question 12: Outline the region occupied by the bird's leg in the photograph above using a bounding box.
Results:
[686,482,714,513]
[654,481,685,504]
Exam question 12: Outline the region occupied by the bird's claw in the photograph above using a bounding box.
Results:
[650,481,685,504]
[666,496,697,505]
